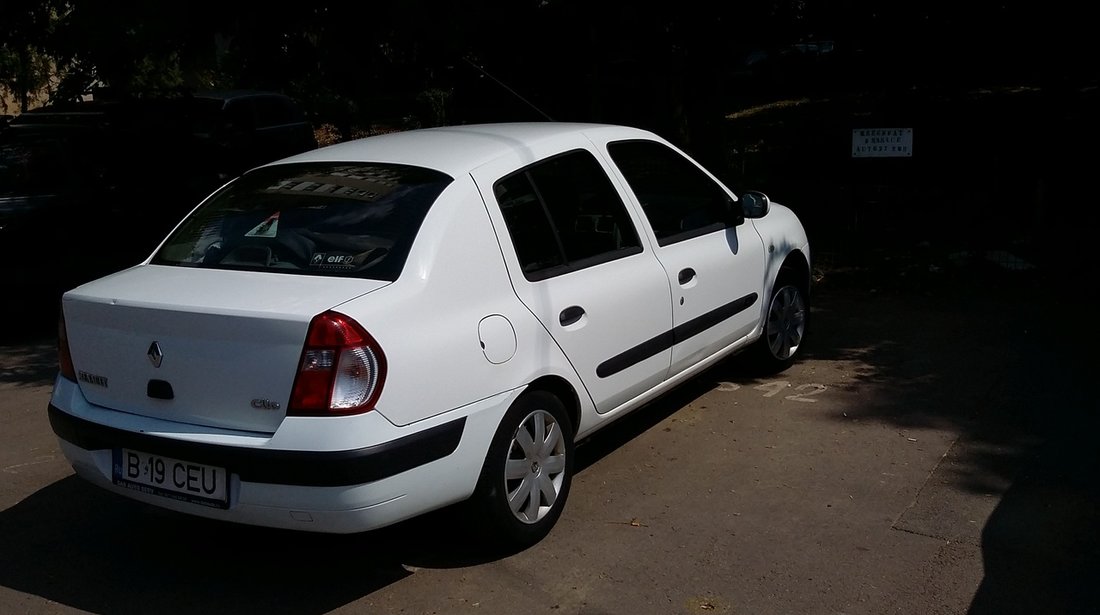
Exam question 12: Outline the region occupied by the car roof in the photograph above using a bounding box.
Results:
[269,122,662,177]
[192,90,294,102]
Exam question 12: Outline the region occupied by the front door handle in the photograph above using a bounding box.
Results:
[678,268,696,285]
[559,305,586,327]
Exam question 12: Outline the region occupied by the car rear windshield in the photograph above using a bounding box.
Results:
[152,162,453,281]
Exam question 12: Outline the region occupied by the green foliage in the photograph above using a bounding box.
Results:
[0,0,67,111]
[1,0,1087,146]
[417,88,453,127]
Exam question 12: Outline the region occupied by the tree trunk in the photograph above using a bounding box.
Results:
[19,45,30,113]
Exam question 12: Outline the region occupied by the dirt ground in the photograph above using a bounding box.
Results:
[1,250,1096,614]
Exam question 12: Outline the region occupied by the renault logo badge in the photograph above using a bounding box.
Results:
[147,342,164,368]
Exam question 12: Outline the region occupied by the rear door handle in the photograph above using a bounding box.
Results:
[678,268,696,285]
[559,305,586,327]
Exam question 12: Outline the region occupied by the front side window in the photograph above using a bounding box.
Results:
[607,140,734,246]
[494,150,642,281]
[153,162,453,281]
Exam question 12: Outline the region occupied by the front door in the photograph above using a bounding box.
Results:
[603,139,766,376]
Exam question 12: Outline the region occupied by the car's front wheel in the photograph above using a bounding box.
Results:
[473,390,574,549]
[748,275,808,374]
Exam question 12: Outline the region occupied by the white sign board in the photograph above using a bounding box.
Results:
[852,128,913,158]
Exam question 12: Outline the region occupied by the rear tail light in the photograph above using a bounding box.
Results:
[58,310,76,381]
[288,311,386,416]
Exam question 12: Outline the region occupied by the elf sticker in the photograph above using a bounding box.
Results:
[309,252,356,268]
[245,212,280,237]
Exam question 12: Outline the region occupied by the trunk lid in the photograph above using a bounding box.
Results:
[62,265,388,434]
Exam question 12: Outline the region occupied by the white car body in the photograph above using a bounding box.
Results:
[49,122,810,540]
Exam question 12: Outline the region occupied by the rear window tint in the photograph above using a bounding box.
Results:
[494,150,642,281]
[152,162,453,281]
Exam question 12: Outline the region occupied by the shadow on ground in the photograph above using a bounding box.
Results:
[0,476,411,614]
[802,255,1100,614]
[968,411,1100,615]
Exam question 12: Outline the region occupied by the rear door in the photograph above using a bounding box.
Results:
[473,144,673,413]
[604,139,767,376]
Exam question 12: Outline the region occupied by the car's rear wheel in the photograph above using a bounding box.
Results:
[473,390,574,549]
[749,275,808,373]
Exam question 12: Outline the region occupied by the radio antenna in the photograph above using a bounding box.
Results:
[462,56,555,121]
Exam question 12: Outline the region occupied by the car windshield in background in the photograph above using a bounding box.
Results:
[153,162,453,281]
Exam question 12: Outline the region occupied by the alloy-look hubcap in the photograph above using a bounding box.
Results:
[505,409,567,524]
[767,285,806,360]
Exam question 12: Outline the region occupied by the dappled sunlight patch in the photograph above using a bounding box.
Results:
[0,341,57,387]
[725,97,814,120]
[313,123,405,147]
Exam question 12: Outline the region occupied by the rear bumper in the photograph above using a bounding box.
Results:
[48,404,465,487]
[47,376,517,534]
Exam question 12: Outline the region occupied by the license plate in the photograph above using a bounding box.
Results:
[113,448,229,508]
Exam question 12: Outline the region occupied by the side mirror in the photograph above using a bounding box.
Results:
[739,190,770,219]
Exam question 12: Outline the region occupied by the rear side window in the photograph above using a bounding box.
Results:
[607,140,734,246]
[153,162,453,281]
[494,150,642,281]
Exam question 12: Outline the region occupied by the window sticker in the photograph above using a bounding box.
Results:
[245,212,280,237]
[309,252,357,269]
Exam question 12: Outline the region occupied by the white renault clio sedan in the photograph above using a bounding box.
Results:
[49,122,810,547]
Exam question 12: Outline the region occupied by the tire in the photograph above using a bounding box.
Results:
[473,390,575,549]
[748,275,808,374]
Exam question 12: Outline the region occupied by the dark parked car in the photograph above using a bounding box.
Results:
[2,91,316,327]
[10,89,317,192]
[7,91,319,261]
[182,90,319,180]
[0,121,133,322]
